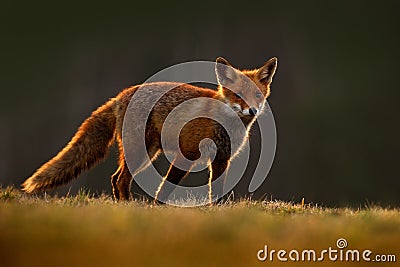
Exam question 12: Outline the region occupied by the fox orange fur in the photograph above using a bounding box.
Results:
[22,57,278,203]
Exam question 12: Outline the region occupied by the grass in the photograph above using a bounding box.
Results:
[0,186,399,267]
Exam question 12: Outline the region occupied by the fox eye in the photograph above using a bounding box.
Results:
[255,92,262,98]
[234,92,243,98]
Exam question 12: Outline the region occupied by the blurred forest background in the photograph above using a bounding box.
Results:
[1,1,399,207]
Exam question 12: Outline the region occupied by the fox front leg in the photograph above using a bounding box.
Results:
[208,155,230,204]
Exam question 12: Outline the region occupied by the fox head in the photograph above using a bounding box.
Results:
[215,57,277,117]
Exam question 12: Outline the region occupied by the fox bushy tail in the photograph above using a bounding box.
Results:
[22,99,117,193]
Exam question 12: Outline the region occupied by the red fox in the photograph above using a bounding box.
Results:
[21,57,278,203]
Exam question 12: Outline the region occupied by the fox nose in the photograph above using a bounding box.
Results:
[249,107,258,116]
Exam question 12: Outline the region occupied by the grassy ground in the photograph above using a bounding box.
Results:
[0,186,399,267]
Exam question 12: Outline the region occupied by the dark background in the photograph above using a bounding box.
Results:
[1,1,399,207]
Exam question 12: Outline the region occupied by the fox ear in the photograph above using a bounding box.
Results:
[257,57,278,85]
[215,57,237,85]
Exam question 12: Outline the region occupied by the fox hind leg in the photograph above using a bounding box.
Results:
[111,164,122,200]
[115,162,132,200]
[155,158,191,204]
[112,144,160,201]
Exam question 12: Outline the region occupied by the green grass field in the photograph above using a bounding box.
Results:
[0,186,399,267]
